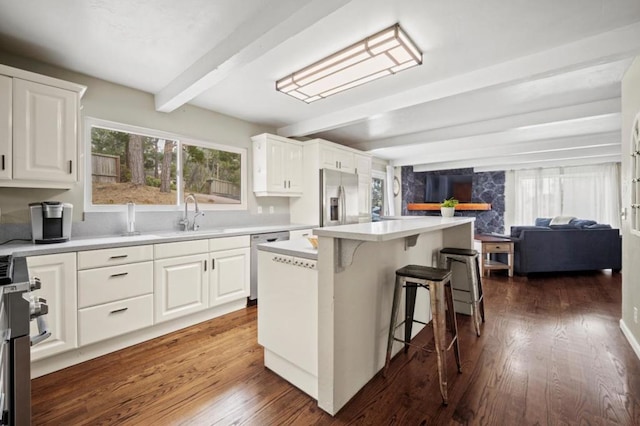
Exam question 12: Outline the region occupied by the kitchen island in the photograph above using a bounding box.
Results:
[257,216,474,415]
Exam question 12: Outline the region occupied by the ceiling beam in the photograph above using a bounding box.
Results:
[277,21,640,137]
[374,113,621,165]
[351,98,620,152]
[474,155,622,172]
[154,0,351,113]
[404,131,620,165]
[410,144,621,172]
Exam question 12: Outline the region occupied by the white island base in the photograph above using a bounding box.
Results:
[258,217,474,415]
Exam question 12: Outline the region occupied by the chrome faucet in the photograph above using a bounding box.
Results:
[180,193,204,231]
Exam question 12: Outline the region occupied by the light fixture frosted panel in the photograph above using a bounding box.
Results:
[276,24,422,103]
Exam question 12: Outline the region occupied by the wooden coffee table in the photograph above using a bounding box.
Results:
[474,234,514,277]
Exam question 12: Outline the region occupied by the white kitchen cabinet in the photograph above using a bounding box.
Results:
[27,252,77,361]
[0,75,11,180]
[355,153,372,176]
[209,247,250,306]
[154,252,209,323]
[77,245,154,345]
[12,79,78,183]
[320,145,354,173]
[252,133,303,197]
[0,65,85,188]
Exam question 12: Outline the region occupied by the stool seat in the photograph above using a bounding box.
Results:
[439,247,478,257]
[396,265,451,281]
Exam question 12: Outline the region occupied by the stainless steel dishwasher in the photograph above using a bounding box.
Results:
[249,231,289,304]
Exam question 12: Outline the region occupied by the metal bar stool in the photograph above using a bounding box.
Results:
[384,265,461,405]
[439,248,485,337]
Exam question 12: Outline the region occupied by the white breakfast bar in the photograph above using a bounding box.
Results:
[257,217,475,415]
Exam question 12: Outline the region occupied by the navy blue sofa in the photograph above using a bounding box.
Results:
[509,220,622,275]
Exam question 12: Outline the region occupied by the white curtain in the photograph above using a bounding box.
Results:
[511,163,621,228]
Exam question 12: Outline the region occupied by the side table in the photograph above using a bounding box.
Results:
[473,234,514,277]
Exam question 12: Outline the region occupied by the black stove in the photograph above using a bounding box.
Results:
[0,256,12,285]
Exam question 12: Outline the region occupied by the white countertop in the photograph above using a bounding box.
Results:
[0,224,313,257]
[257,238,318,260]
[313,217,475,241]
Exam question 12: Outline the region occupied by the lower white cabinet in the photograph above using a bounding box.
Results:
[27,252,77,361]
[78,294,153,346]
[154,253,209,323]
[210,247,250,307]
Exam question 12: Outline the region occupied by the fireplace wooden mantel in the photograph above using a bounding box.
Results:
[407,203,492,211]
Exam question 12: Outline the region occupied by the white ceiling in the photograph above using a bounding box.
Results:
[1,0,640,171]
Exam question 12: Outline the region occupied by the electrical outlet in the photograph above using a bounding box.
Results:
[269,206,275,214]
[257,206,263,214]
[634,307,638,324]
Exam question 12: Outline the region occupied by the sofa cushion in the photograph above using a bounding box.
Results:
[510,225,551,238]
[585,223,612,229]
[535,218,552,227]
[570,219,598,229]
[549,224,580,230]
[550,215,577,225]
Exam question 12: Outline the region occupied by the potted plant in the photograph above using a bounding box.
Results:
[440,197,458,217]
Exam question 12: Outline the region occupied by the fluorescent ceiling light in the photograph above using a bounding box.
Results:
[276,24,422,103]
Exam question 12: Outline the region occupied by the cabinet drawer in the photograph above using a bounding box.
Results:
[154,240,209,259]
[78,245,153,270]
[483,242,513,253]
[209,235,250,251]
[78,294,153,346]
[78,261,153,308]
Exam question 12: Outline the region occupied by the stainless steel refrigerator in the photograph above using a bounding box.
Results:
[320,169,359,226]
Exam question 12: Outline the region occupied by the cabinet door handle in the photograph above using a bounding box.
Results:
[110,307,128,314]
[211,258,215,270]
[110,272,128,278]
[109,254,128,259]
[204,260,207,272]
[284,179,286,188]
[1,154,4,170]
[69,160,73,174]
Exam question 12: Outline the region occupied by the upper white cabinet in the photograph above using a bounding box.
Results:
[0,75,11,180]
[355,154,372,176]
[321,145,354,173]
[0,64,85,188]
[27,252,78,361]
[252,133,303,197]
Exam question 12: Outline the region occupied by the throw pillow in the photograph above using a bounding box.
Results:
[570,219,597,229]
[535,218,552,227]
[585,224,612,229]
[549,215,577,225]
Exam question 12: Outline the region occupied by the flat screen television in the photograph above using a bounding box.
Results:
[424,175,473,203]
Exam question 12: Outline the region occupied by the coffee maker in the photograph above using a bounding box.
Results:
[29,202,73,244]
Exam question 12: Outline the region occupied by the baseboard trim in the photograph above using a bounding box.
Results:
[620,319,640,360]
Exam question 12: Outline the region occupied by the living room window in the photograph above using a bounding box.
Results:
[509,163,621,229]
[85,118,246,211]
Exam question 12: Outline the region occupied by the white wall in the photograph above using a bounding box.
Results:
[621,56,640,357]
[0,51,290,226]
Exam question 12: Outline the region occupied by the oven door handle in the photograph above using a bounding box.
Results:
[30,316,51,346]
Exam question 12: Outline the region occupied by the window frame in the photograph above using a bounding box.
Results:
[371,169,387,218]
[84,117,247,212]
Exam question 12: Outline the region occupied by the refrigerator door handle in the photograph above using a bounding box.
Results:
[339,185,346,225]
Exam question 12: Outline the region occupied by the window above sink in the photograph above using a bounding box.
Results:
[84,117,247,212]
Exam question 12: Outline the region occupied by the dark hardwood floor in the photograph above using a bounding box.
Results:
[32,271,640,425]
